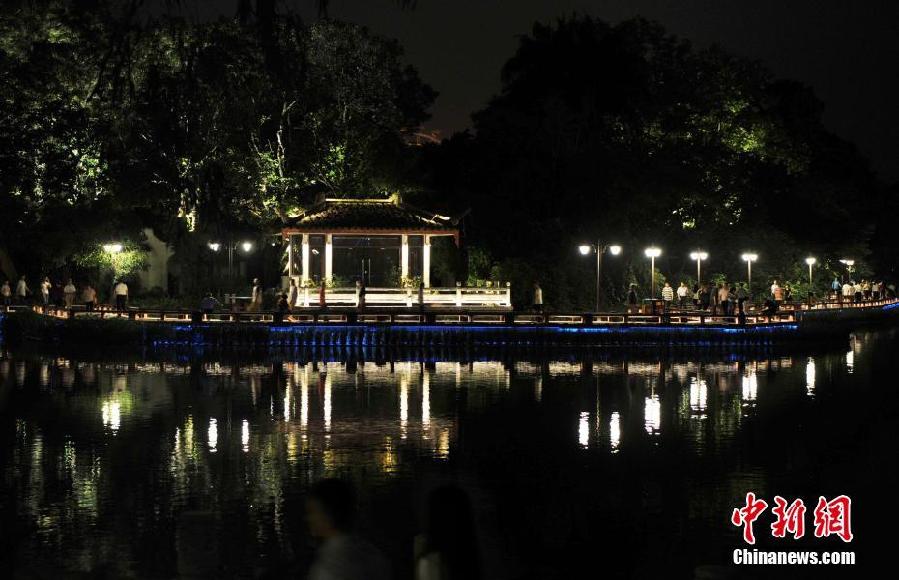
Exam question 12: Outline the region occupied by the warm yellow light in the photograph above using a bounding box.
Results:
[608,245,622,256]
[241,241,253,252]
[644,247,661,258]
[805,257,816,266]
[102,243,123,254]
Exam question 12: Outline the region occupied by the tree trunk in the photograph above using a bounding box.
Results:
[0,245,17,282]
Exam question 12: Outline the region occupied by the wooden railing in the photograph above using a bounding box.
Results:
[8,297,896,328]
[285,286,512,309]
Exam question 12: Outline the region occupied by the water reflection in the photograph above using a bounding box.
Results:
[0,336,887,578]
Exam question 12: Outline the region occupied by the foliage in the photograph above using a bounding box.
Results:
[423,16,895,308]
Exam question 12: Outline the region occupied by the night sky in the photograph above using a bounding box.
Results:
[193,0,899,181]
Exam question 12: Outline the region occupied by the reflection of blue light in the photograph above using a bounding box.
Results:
[883,302,899,311]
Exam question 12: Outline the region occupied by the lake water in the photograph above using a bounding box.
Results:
[1,331,896,579]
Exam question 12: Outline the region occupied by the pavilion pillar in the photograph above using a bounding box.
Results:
[286,235,295,279]
[401,234,409,282]
[422,235,431,288]
[301,234,310,284]
[324,234,333,282]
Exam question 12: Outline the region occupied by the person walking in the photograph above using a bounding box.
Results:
[199,293,220,315]
[718,283,731,316]
[357,279,366,310]
[532,282,544,313]
[853,280,862,304]
[677,282,689,308]
[842,281,853,303]
[831,277,841,300]
[15,275,29,305]
[783,284,793,303]
[63,279,77,308]
[772,281,784,303]
[661,282,674,310]
[287,278,299,311]
[82,284,97,312]
[626,284,638,313]
[1,280,11,307]
[113,279,129,312]
[40,277,51,309]
[735,282,749,314]
[699,283,711,311]
[274,293,289,323]
[249,278,263,312]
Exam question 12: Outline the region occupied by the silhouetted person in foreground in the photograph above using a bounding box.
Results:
[306,478,390,580]
[415,485,481,580]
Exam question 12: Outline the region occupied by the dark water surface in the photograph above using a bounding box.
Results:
[1,331,896,579]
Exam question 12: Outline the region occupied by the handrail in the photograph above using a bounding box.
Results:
[11,297,897,328]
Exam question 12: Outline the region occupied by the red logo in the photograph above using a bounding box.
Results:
[731,492,768,544]
[732,494,852,543]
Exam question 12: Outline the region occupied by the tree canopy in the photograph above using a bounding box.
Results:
[422,16,893,307]
[0,0,434,284]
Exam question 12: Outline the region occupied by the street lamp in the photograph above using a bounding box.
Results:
[578,242,622,311]
[102,243,123,254]
[208,242,221,252]
[805,257,816,304]
[644,247,662,299]
[689,251,708,286]
[741,253,758,291]
[839,259,855,280]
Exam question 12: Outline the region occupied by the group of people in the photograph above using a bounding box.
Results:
[832,278,889,303]
[0,276,126,311]
[657,281,753,315]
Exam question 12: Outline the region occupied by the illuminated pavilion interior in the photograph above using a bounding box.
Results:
[281,196,510,308]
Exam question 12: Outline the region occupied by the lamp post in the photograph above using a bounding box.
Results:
[212,240,254,284]
[689,251,708,286]
[805,257,816,305]
[578,242,622,311]
[741,253,758,292]
[839,259,855,281]
[644,247,662,299]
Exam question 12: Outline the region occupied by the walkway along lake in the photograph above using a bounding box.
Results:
[1,326,897,578]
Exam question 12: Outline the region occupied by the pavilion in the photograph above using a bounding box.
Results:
[281,195,510,309]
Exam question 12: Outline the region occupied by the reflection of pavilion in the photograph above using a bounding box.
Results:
[281,196,510,308]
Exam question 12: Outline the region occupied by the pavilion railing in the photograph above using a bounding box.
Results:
[291,286,512,309]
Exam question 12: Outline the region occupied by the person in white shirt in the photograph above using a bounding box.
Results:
[114,280,128,312]
[15,276,29,304]
[676,282,689,308]
[63,279,77,308]
[306,479,391,580]
[249,278,263,311]
[842,282,853,302]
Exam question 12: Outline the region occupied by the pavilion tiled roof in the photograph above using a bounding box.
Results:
[282,197,458,233]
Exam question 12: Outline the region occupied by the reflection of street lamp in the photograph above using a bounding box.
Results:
[644,247,661,299]
[741,253,758,291]
[578,242,622,311]
[689,251,708,286]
